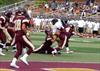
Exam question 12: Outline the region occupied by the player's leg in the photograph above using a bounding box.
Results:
[52,36,68,55]
[46,46,55,54]
[39,40,54,54]
[11,36,17,52]
[65,41,74,53]
[20,35,35,65]
[34,44,46,53]
[10,42,23,68]
[0,43,5,56]
[6,29,16,52]
[0,31,6,55]
[3,28,12,43]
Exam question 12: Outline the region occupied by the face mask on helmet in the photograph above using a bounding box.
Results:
[51,18,58,25]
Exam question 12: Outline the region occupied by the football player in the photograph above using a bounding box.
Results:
[0,11,11,55]
[52,24,75,55]
[10,8,35,68]
[34,25,56,54]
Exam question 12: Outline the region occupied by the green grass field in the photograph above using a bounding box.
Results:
[0,32,100,63]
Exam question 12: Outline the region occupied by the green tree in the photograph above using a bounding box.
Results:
[34,0,48,7]
[0,0,21,7]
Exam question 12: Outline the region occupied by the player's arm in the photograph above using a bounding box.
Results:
[51,34,57,42]
[22,19,32,32]
[22,23,27,32]
[7,26,15,31]
[22,19,33,36]
[27,19,34,32]
[58,35,67,49]
[73,32,83,37]
[22,23,31,36]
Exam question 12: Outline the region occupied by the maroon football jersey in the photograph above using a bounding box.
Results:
[13,15,30,31]
[8,15,15,27]
[57,26,74,48]
[64,25,74,38]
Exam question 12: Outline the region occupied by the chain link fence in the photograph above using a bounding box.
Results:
[0,0,34,13]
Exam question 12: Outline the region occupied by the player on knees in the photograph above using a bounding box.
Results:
[34,26,56,54]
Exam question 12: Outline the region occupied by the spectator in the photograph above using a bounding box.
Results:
[92,21,100,37]
[27,7,32,18]
[49,0,58,11]
[77,19,85,37]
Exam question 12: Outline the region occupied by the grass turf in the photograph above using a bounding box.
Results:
[0,32,100,63]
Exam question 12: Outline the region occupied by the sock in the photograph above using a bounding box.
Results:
[52,49,57,54]
[12,58,17,64]
[66,47,69,52]
[22,48,27,55]
[53,49,57,53]
[22,53,28,59]
[0,48,3,52]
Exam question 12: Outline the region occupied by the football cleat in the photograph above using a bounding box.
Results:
[20,57,29,65]
[52,50,57,56]
[10,63,19,68]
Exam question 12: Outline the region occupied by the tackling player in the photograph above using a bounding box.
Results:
[34,25,56,54]
[52,24,77,55]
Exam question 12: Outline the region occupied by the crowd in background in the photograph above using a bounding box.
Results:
[25,0,100,18]
[0,0,100,38]
[24,0,100,38]
[0,0,100,68]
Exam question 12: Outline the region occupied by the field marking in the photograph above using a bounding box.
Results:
[0,62,100,71]
[0,52,100,63]
[0,69,15,71]
[61,52,100,54]
[0,60,100,64]
[70,38,100,43]
[42,68,97,71]
[70,38,92,43]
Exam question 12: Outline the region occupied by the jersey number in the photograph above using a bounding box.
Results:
[14,19,21,31]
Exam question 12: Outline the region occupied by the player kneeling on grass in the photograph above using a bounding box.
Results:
[10,8,35,68]
[34,26,57,54]
[33,37,55,54]
[52,24,76,55]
